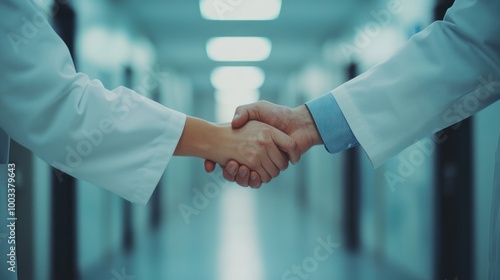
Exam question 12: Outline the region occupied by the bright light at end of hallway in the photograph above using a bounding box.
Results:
[218,187,263,280]
[211,66,265,91]
[199,0,281,21]
[215,90,260,122]
[207,37,272,62]
[215,90,260,105]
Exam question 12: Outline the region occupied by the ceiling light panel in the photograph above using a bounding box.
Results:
[211,66,265,90]
[207,37,272,62]
[199,0,282,21]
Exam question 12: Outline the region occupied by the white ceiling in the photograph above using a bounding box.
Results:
[76,0,391,96]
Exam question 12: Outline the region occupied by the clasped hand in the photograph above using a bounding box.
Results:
[173,115,301,184]
[210,120,300,183]
[204,101,323,188]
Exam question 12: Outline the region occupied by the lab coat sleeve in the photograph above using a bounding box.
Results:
[332,0,500,167]
[0,0,186,204]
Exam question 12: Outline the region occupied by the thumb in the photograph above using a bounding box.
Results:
[231,106,250,128]
[204,159,216,173]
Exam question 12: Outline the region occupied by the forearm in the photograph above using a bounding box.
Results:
[332,0,500,167]
[0,0,189,205]
[174,116,222,160]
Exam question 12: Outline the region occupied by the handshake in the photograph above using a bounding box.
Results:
[202,101,323,188]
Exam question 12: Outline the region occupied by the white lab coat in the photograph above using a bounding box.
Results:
[333,0,500,167]
[0,0,186,205]
[332,0,499,277]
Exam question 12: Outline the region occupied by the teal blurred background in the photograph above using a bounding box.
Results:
[9,0,500,279]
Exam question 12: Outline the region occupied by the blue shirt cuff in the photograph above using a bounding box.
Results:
[305,93,359,153]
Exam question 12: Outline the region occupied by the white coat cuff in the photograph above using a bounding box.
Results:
[332,85,383,167]
[133,109,186,205]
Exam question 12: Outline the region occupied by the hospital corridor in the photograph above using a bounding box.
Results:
[1,0,499,279]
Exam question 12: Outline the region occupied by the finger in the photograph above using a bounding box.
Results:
[260,154,280,180]
[249,171,263,189]
[255,164,272,183]
[258,128,291,171]
[255,129,281,179]
[222,169,235,182]
[267,143,289,171]
[265,135,289,171]
[222,160,239,182]
[235,165,251,187]
[270,128,301,165]
[204,160,216,173]
[232,105,251,128]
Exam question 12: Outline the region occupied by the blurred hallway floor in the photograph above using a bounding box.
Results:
[81,180,422,280]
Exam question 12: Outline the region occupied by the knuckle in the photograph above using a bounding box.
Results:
[226,161,237,170]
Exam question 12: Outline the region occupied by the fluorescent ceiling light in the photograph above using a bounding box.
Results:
[199,0,281,21]
[211,67,265,90]
[207,37,272,62]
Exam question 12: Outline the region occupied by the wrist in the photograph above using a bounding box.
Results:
[205,123,230,163]
[174,117,220,160]
[293,105,323,151]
